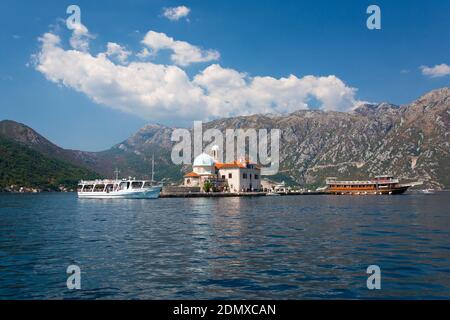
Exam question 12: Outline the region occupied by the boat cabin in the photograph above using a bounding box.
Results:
[78,179,154,193]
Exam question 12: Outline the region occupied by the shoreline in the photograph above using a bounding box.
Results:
[161,191,332,198]
[1,189,449,196]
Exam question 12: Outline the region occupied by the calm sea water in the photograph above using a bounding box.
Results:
[0,192,449,300]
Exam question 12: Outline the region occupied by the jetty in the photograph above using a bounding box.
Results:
[160,186,326,198]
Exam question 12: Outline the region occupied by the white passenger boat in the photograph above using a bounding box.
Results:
[77,157,162,199]
[77,179,162,199]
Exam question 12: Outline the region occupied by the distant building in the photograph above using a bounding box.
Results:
[184,146,261,192]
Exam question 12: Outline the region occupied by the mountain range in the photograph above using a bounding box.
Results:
[0,135,100,191]
[0,87,449,190]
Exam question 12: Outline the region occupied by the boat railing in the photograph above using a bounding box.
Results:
[79,179,118,184]
[79,179,154,185]
[327,181,374,185]
[326,179,399,185]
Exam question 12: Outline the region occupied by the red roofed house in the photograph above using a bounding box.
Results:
[184,146,261,192]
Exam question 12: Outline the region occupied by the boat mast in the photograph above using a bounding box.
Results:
[151,154,155,182]
[114,168,120,180]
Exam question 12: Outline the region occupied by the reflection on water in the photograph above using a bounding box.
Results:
[0,193,449,299]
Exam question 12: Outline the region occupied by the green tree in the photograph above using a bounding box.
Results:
[0,137,101,191]
[203,180,213,193]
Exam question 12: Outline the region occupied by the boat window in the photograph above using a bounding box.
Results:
[131,181,142,189]
[119,182,127,190]
[94,184,105,192]
[85,185,93,192]
[77,185,83,192]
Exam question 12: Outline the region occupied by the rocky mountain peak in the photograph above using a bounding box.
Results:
[418,87,450,100]
[0,120,55,150]
[353,102,399,116]
[409,87,450,109]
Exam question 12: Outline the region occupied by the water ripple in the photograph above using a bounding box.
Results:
[0,193,449,299]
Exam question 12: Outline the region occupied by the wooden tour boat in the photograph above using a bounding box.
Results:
[325,175,422,195]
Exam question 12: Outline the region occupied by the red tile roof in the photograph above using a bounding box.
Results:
[215,162,244,169]
[184,172,200,177]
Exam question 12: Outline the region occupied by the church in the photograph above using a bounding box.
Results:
[184,146,261,192]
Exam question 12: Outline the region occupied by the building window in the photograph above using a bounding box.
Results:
[243,173,247,179]
[222,175,225,179]
[228,173,232,179]
[255,174,259,180]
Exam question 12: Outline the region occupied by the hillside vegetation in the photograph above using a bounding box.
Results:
[0,137,101,191]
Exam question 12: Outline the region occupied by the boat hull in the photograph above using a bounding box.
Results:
[327,186,410,195]
[78,186,162,199]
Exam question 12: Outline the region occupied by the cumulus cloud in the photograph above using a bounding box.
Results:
[194,64,358,114]
[163,6,190,21]
[102,42,131,64]
[69,23,94,51]
[142,31,220,66]
[33,26,362,124]
[136,47,151,60]
[420,64,450,78]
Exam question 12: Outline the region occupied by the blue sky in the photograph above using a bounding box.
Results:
[0,0,449,151]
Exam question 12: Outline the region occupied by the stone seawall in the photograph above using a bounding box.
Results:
[160,190,327,198]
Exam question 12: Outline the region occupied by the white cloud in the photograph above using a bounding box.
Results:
[102,42,131,64]
[33,27,362,125]
[163,6,191,21]
[194,64,358,114]
[142,31,220,66]
[136,48,151,60]
[69,23,94,52]
[35,33,209,122]
[420,64,450,78]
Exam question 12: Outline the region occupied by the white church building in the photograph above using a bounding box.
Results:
[184,146,261,192]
